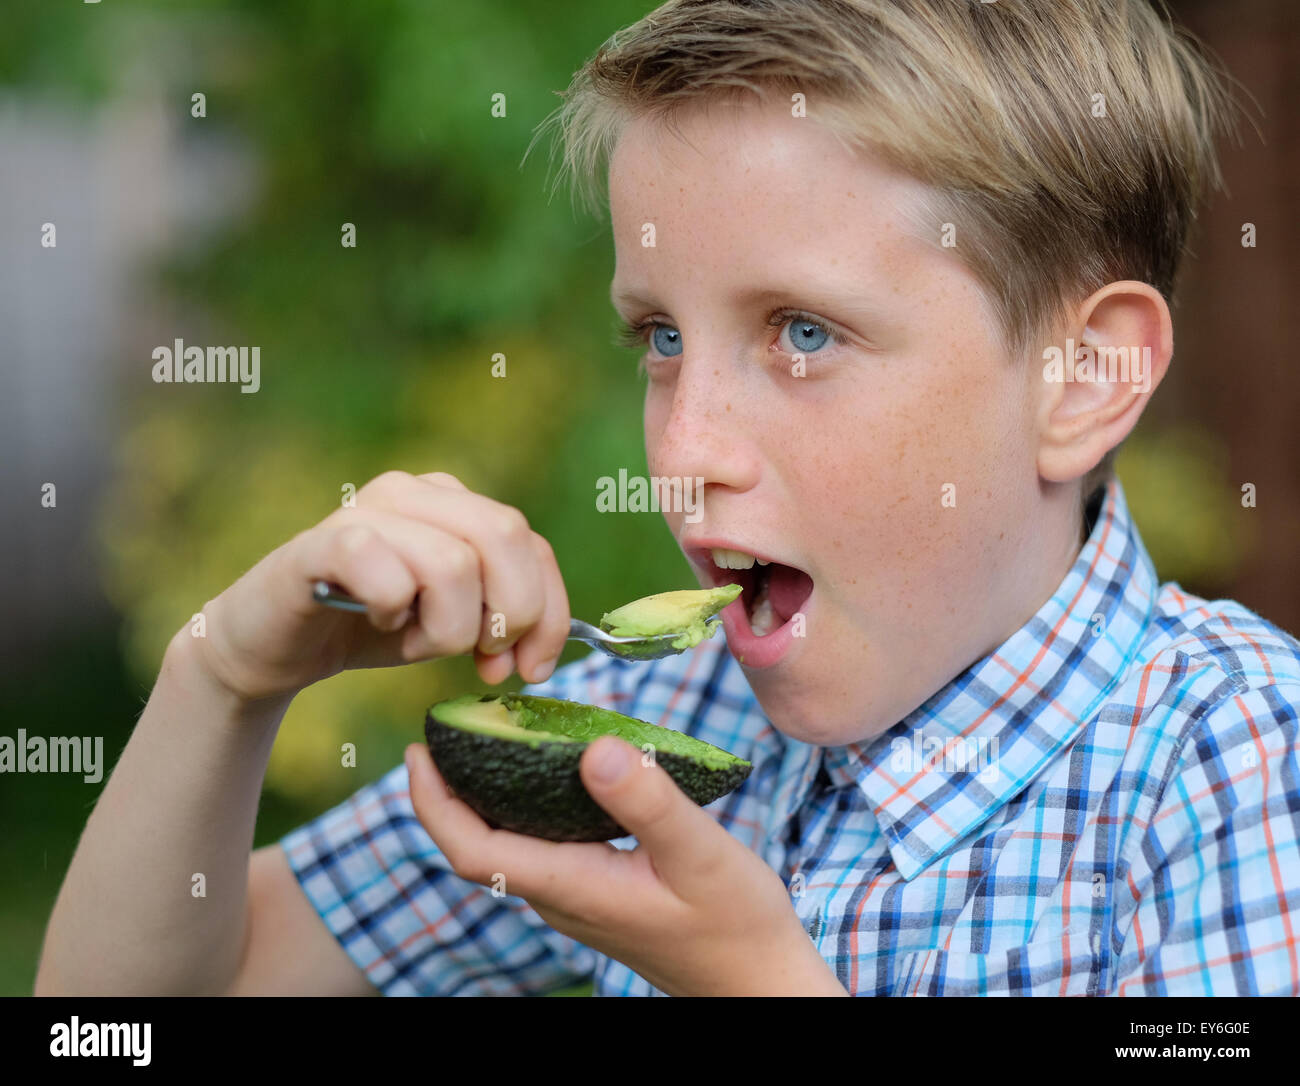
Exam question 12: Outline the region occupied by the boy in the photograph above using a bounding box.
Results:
[36,0,1300,996]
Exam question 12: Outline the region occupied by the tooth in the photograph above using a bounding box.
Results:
[710,547,755,570]
[750,588,777,636]
[748,570,776,636]
[756,558,770,566]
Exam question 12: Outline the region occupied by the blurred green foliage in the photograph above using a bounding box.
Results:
[71,0,682,805]
[1117,425,1255,592]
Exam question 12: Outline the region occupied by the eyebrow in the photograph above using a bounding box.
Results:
[609,282,893,326]
[612,284,795,311]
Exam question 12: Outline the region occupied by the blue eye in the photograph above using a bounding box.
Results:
[785,318,830,353]
[651,325,683,357]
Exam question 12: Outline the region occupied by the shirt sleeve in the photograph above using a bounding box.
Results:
[277,650,629,996]
[1110,683,1300,996]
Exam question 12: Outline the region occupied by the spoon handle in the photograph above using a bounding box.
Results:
[311,580,374,613]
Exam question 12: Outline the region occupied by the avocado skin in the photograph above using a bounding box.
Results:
[424,708,753,843]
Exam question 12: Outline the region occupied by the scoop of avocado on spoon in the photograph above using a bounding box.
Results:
[598,583,742,658]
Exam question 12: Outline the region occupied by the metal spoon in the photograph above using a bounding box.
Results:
[311,580,689,661]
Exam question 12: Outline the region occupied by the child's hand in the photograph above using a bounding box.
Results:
[404,736,849,997]
[193,471,570,701]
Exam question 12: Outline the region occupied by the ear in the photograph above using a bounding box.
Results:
[1036,281,1173,484]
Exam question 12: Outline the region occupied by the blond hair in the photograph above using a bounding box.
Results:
[529,0,1237,503]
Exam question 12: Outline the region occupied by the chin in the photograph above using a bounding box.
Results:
[746,675,891,748]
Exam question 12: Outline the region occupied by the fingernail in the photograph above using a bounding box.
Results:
[533,658,556,683]
[588,740,628,785]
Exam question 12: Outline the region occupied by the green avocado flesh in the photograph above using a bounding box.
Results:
[600,584,742,649]
[424,693,752,842]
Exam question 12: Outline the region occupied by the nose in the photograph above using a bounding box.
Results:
[647,353,761,495]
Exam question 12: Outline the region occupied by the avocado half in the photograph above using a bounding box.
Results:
[600,584,742,650]
[424,693,752,842]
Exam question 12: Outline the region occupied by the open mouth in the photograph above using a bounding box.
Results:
[701,547,815,637]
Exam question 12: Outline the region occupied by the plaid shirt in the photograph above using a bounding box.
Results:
[280,478,1300,995]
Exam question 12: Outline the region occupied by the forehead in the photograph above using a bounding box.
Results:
[607,95,932,306]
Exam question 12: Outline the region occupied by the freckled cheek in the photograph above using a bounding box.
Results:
[775,417,889,559]
[642,395,670,466]
[801,385,978,575]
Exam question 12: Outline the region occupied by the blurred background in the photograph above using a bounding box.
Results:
[0,0,1295,996]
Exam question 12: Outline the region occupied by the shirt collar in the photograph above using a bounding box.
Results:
[836,478,1158,880]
